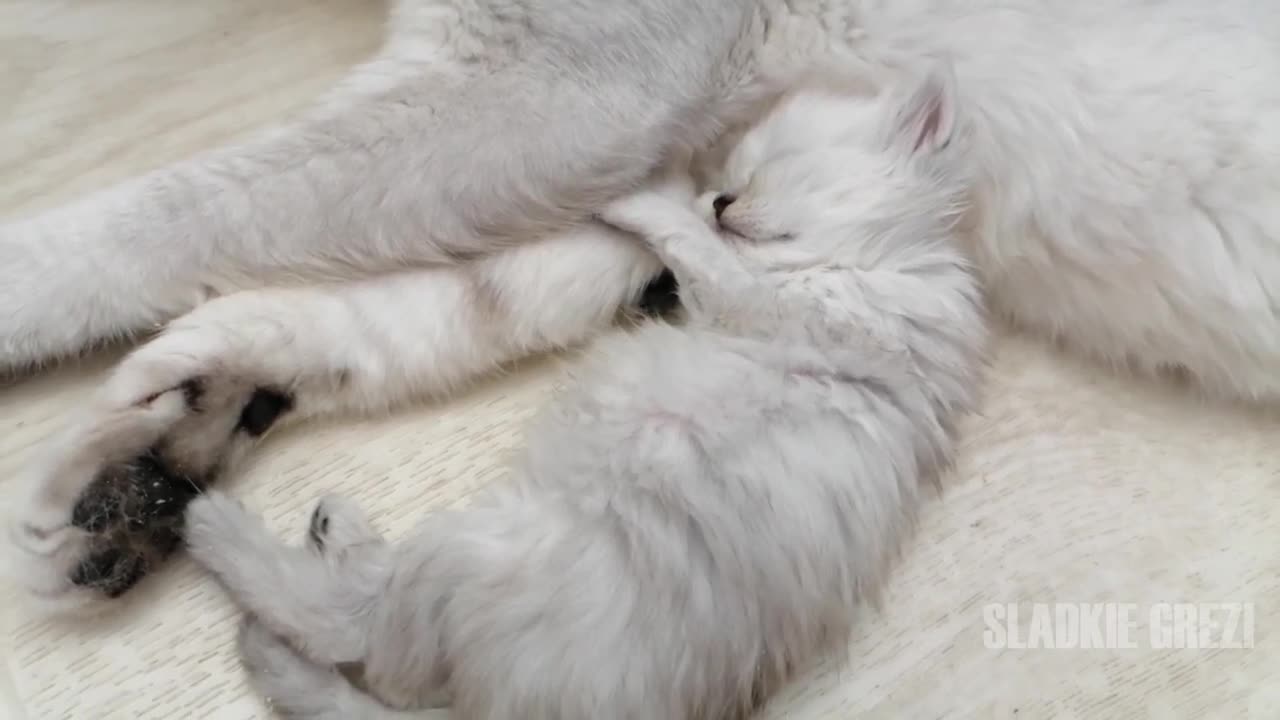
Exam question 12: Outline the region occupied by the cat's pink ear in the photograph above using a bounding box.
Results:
[884,63,958,156]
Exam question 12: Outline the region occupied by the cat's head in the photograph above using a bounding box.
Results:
[704,64,971,267]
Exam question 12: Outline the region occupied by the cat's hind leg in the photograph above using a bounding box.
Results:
[6,228,662,614]
[0,0,752,371]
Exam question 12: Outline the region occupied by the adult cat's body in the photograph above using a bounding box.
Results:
[183,76,987,719]
[7,0,1280,610]
[862,0,1280,400]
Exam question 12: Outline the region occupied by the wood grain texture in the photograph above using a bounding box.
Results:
[1,2,1277,718]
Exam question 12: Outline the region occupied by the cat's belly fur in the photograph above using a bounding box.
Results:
[516,322,924,597]
[793,0,1280,399]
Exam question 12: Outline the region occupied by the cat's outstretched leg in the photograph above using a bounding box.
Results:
[5,230,662,613]
[0,0,757,371]
[185,491,391,664]
[215,496,421,719]
[209,495,449,716]
[237,616,424,720]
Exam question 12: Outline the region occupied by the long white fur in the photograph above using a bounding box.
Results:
[183,76,987,719]
[843,0,1280,401]
[9,0,1275,400]
[4,0,1280,654]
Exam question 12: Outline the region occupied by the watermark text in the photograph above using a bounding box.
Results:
[982,602,1254,649]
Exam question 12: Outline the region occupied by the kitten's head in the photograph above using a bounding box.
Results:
[705,64,970,267]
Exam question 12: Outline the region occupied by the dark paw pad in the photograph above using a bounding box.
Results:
[68,448,209,596]
[236,388,294,437]
[65,385,295,598]
[636,268,681,318]
[69,547,148,599]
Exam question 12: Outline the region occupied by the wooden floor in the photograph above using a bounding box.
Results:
[2,2,1278,718]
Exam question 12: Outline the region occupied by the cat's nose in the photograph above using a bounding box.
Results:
[712,194,736,220]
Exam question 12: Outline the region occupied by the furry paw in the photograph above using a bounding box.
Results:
[183,491,264,579]
[238,614,348,716]
[597,151,698,235]
[5,341,293,614]
[239,613,301,681]
[306,495,382,557]
[240,614,446,716]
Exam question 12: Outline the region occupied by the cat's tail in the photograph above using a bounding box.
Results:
[238,617,439,720]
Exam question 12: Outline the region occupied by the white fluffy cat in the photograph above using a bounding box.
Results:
[183,74,986,719]
[5,0,1280,621]
[2,0,833,608]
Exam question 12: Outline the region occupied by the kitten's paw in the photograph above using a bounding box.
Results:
[598,151,698,233]
[184,491,262,573]
[6,356,291,615]
[238,614,346,713]
[238,613,294,677]
[307,495,383,558]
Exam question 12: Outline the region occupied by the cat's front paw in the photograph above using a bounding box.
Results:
[306,495,382,557]
[598,151,698,234]
[184,491,257,574]
[238,613,297,684]
[237,614,354,716]
[5,356,290,615]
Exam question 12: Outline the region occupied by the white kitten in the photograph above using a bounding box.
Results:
[182,72,986,720]
[9,0,1280,619]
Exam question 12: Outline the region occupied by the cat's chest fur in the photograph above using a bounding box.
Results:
[522,323,866,472]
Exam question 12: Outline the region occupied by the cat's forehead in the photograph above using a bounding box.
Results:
[752,91,877,150]
[719,91,881,180]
